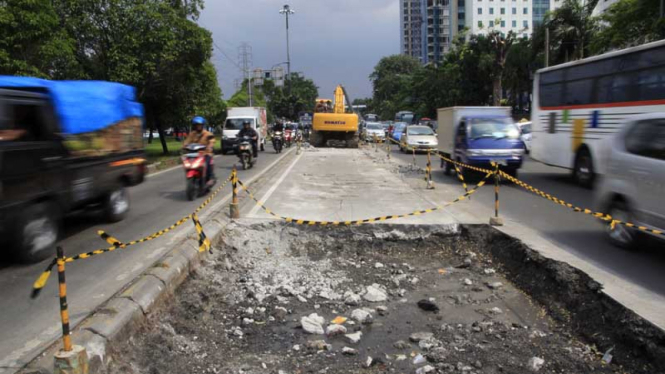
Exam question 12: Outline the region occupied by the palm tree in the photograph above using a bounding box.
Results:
[545,0,598,63]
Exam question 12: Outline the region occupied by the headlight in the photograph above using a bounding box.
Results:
[222,136,228,140]
[512,149,525,156]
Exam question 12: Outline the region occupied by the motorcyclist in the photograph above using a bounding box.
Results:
[183,116,215,182]
[273,120,285,133]
[237,120,259,158]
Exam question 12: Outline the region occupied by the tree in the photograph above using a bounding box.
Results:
[0,0,81,78]
[51,0,223,154]
[542,0,598,63]
[370,55,423,120]
[485,30,518,105]
[591,0,665,53]
[503,37,533,112]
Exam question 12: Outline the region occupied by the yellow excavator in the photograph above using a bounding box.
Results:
[310,85,359,148]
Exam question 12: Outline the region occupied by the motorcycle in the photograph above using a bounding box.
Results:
[284,129,293,148]
[236,135,255,170]
[273,131,284,154]
[181,143,216,201]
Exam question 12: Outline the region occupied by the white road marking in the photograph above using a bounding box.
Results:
[247,152,303,218]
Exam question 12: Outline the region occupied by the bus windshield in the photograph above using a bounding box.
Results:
[469,118,520,140]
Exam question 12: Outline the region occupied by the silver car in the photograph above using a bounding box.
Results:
[596,113,665,248]
[364,122,385,142]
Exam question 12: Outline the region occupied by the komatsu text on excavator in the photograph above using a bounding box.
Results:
[310,85,359,148]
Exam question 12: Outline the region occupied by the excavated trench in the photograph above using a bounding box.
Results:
[105,223,664,374]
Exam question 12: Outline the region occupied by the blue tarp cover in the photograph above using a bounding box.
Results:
[0,76,144,134]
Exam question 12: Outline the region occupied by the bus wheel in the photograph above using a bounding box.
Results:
[573,147,595,189]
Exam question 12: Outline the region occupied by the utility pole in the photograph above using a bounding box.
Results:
[238,43,253,106]
[279,4,295,95]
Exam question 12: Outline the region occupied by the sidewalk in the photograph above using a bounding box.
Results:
[241,145,665,332]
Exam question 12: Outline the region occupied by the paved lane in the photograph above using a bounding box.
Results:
[389,144,665,300]
[0,145,292,373]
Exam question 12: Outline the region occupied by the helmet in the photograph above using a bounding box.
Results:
[243,120,251,127]
[192,116,206,126]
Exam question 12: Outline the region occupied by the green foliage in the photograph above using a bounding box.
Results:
[0,0,225,155]
[243,73,319,121]
[0,0,81,78]
[592,0,665,53]
[369,55,423,120]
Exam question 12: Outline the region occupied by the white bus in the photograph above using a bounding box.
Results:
[531,39,665,187]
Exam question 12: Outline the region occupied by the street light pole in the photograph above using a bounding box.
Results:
[279,4,295,95]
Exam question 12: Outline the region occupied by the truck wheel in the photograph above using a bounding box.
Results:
[606,200,641,250]
[14,202,61,263]
[443,159,453,176]
[103,186,130,223]
[573,147,595,189]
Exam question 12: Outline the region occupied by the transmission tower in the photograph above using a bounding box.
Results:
[238,43,253,106]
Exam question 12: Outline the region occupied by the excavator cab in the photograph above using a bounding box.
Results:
[311,86,359,148]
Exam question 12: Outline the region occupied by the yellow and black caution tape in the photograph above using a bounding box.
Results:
[32,174,233,297]
[499,170,664,237]
[236,172,493,226]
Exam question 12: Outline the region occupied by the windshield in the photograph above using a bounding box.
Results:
[469,118,520,139]
[407,126,434,135]
[520,124,532,134]
[367,123,382,130]
[395,123,407,131]
[225,118,254,130]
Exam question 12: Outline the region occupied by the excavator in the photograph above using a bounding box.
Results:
[310,85,359,148]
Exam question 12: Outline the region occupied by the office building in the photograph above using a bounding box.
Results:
[400,0,426,63]
[464,0,534,38]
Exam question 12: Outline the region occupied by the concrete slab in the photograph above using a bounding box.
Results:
[245,148,458,227]
[79,298,142,341]
[146,252,190,294]
[119,275,165,315]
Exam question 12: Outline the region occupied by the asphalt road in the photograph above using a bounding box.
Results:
[0,144,292,373]
[389,144,665,300]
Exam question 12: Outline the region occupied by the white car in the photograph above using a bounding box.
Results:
[400,125,438,152]
[595,113,665,248]
[364,122,385,142]
[518,121,532,154]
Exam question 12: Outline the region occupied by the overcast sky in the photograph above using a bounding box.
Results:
[198,0,399,101]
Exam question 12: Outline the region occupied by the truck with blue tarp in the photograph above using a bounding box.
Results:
[0,76,146,262]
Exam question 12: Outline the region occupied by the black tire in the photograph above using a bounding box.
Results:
[573,148,595,189]
[443,159,453,176]
[13,202,61,263]
[606,200,643,250]
[260,142,265,152]
[103,186,130,223]
[242,154,249,170]
[186,178,197,201]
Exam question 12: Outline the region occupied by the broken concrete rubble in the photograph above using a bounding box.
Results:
[106,222,660,374]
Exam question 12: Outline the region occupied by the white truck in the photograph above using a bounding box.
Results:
[437,107,525,177]
[221,107,268,155]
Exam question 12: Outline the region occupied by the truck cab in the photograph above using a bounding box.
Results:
[437,107,524,177]
[221,107,267,155]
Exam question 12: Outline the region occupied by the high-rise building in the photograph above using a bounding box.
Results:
[426,0,454,64]
[401,0,455,65]
[464,0,534,38]
[532,0,550,27]
[400,0,426,63]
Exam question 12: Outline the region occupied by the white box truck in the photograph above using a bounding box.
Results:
[221,107,268,155]
[437,107,525,177]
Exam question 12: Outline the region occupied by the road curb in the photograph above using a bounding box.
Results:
[19,150,296,374]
